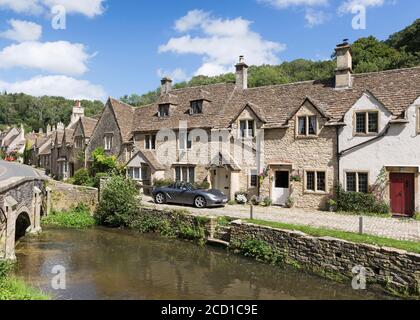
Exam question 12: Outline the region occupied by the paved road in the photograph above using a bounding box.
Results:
[0,160,41,181]
[143,196,420,242]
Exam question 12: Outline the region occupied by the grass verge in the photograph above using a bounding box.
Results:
[42,203,96,229]
[244,219,420,254]
[0,262,49,300]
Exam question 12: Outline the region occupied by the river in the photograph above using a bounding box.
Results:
[14,227,391,300]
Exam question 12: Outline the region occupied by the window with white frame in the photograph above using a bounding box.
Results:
[190,100,203,114]
[145,134,156,150]
[128,166,149,181]
[104,134,113,151]
[75,136,84,149]
[179,132,192,150]
[298,116,317,136]
[355,111,378,134]
[346,172,369,193]
[174,166,195,183]
[158,104,170,118]
[250,169,258,188]
[305,171,326,192]
[239,120,255,138]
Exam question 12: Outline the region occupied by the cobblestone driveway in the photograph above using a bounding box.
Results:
[143,196,420,242]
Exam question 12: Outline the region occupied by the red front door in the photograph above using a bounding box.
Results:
[390,173,414,216]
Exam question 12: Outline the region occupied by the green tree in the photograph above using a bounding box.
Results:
[91,147,118,174]
[95,175,140,227]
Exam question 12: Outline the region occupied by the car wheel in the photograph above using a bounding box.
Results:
[194,196,207,208]
[155,193,166,204]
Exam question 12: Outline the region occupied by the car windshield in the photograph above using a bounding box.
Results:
[174,182,196,190]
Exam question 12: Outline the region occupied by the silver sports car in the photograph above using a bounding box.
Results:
[152,182,228,208]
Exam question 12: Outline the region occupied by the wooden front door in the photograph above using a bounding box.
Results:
[390,173,414,216]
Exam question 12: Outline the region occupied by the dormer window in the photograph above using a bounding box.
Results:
[355,111,378,135]
[158,104,170,118]
[298,116,317,136]
[190,100,203,115]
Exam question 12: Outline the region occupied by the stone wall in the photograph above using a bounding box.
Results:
[230,220,420,297]
[48,180,98,212]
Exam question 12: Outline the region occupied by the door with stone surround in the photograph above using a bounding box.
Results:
[272,171,290,206]
[390,173,414,216]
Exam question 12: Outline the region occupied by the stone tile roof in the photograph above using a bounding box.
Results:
[221,66,420,127]
[80,117,98,138]
[108,98,136,142]
[142,150,165,171]
[64,129,74,145]
[132,83,236,132]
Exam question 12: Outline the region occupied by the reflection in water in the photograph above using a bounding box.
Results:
[15,227,391,300]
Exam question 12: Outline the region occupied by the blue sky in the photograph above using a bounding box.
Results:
[0,0,418,101]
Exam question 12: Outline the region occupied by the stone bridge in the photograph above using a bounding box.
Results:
[0,177,50,260]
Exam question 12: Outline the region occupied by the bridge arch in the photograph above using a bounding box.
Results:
[15,210,31,241]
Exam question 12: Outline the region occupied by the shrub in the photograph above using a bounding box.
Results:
[42,203,95,228]
[336,186,390,215]
[194,181,210,190]
[228,200,236,205]
[95,175,140,227]
[239,239,283,264]
[91,147,118,174]
[235,191,248,204]
[286,197,295,208]
[262,197,273,207]
[153,178,175,188]
[72,168,94,187]
[250,195,263,206]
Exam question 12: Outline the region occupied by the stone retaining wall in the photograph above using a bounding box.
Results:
[48,180,98,212]
[229,220,420,297]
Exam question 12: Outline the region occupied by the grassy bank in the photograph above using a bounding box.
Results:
[0,261,49,300]
[42,203,96,229]
[244,219,420,254]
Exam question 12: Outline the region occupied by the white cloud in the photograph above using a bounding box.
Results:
[258,0,328,9]
[338,0,385,13]
[0,19,42,42]
[43,0,106,18]
[0,0,106,17]
[0,0,43,14]
[157,68,189,83]
[0,75,106,100]
[0,41,92,75]
[159,10,285,77]
[305,9,329,27]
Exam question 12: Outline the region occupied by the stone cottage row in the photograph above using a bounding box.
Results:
[31,41,420,217]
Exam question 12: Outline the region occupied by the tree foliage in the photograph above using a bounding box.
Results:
[122,19,419,107]
[91,147,118,174]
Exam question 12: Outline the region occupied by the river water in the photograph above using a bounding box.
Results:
[15,227,391,300]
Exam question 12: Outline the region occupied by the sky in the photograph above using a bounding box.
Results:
[0,0,418,101]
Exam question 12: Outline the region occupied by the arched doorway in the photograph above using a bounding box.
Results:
[15,212,31,241]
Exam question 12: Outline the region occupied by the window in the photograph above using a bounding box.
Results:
[75,136,84,149]
[145,135,156,150]
[355,111,379,134]
[179,132,192,150]
[158,104,170,118]
[104,134,113,151]
[305,171,326,192]
[174,166,195,183]
[128,166,149,181]
[298,116,317,136]
[190,100,203,114]
[346,172,369,193]
[239,120,255,138]
[250,170,258,187]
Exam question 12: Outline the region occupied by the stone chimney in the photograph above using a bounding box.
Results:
[70,100,84,125]
[46,124,51,135]
[39,127,44,135]
[57,122,65,132]
[161,77,173,95]
[235,55,249,90]
[335,40,353,89]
